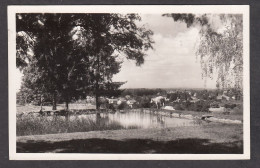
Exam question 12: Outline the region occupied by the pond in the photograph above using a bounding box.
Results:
[69,110,202,129]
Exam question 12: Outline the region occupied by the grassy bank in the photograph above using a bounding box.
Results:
[17,123,243,153]
[16,115,137,136]
[145,108,243,121]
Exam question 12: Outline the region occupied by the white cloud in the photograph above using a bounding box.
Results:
[113,16,216,89]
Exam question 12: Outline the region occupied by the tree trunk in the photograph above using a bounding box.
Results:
[96,112,101,125]
[40,95,43,111]
[65,98,69,110]
[95,53,100,111]
[95,89,99,110]
[25,95,28,105]
[52,92,57,110]
[93,33,101,115]
[65,95,69,121]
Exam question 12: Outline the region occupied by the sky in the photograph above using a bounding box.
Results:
[113,14,216,89]
[16,14,217,92]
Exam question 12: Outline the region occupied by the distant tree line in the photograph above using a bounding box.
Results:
[121,88,167,97]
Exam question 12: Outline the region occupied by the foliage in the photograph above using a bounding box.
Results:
[117,101,129,110]
[98,82,126,98]
[164,14,243,90]
[174,104,184,110]
[172,100,210,112]
[16,13,154,109]
[107,104,116,111]
[122,88,166,97]
[167,93,178,101]
[135,96,152,108]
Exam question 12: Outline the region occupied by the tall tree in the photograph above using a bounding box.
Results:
[69,14,154,109]
[16,13,154,111]
[164,14,243,90]
[16,14,91,110]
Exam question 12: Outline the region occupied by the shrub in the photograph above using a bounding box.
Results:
[231,104,243,114]
[174,104,183,110]
[135,96,152,108]
[224,104,237,109]
[117,101,129,110]
[188,100,210,112]
[108,104,116,111]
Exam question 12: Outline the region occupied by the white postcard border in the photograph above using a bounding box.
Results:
[8,5,250,160]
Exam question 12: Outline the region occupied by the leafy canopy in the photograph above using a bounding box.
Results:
[164,14,243,89]
[16,13,154,106]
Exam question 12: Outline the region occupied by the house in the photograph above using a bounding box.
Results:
[209,107,226,113]
[216,94,230,101]
[127,99,137,108]
[190,99,200,103]
[107,98,118,104]
[191,96,197,100]
[117,98,126,105]
[223,90,228,95]
[190,96,200,103]
[125,95,131,100]
[222,95,230,101]
[216,95,223,100]
[86,96,95,104]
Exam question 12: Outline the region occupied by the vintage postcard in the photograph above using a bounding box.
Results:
[8,5,250,160]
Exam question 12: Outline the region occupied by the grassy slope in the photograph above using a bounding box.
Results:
[17,123,243,153]
[17,123,243,143]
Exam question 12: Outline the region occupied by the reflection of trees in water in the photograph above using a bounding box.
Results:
[96,113,109,125]
[150,114,165,127]
[157,115,165,127]
[139,111,145,120]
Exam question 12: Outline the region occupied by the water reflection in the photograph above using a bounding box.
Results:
[69,110,201,129]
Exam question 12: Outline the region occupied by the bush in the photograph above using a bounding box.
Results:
[174,104,183,110]
[184,100,210,112]
[224,104,237,109]
[108,104,116,111]
[117,101,129,110]
[231,104,243,114]
[135,96,152,108]
[181,101,192,110]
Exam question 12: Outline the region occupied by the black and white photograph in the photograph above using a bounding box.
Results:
[8,5,250,160]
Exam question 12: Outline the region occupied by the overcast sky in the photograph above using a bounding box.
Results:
[16,14,217,92]
[113,14,216,89]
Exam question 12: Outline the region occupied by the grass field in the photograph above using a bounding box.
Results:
[17,122,243,153]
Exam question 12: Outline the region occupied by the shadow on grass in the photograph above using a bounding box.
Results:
[17,138,243,154]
